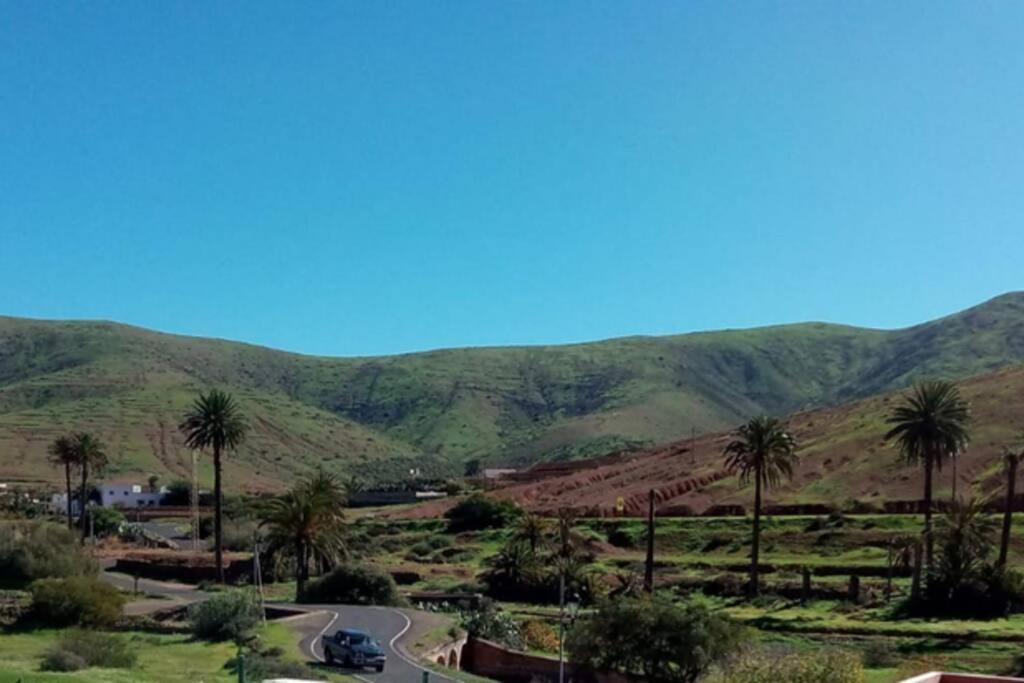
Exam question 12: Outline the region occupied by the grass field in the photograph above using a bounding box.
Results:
[335,510,1024,680]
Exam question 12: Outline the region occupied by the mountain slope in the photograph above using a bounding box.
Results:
[402,363,1024,517]
[0,292,1022,489]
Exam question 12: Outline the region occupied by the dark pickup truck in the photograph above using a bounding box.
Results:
[322,628,387,672]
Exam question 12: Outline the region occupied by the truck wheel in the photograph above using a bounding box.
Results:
[325,649,334,665]
[376,665,385,672]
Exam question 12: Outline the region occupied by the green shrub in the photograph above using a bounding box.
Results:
[41,630,137,670]
[445,494,521,532]
[0,521,97,585]
[28,577,124,627]
[90,507,126,538]
[40,650,87,672]
[521,619,559,652]
[458,600,522,650]
[567,597,746,683]
[300,563,403,606]
[221,520,259,552]
[605,525,639,549]
[860,640,897,668]
[230,650,314,680]
[188,589,262,642]
[712,648,864,683]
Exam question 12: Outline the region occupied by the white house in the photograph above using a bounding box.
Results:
[98,481,166,508]
[49,479,169,515]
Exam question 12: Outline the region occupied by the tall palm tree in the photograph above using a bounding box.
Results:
[48,435,79,531]
[885,381,970,571]
[73,432,108,544]
[179,390,247,583]
[261,470,347,600]
[723,415,798,597]
[999,446,1022,568]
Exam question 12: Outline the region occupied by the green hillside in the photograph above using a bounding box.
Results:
[1,292,1022,490]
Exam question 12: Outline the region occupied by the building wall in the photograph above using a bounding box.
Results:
[462,637,636,683]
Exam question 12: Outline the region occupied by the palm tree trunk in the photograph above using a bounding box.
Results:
[643,488,655,594]
[64,463,74,532]
[750,468,762,597]
[79,461,89,545]
[214,445,224,584]
[999,459,1018,568]
[923,454,934,573]
[296,540,306,600]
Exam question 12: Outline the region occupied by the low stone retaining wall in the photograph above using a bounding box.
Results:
[462,636,637,683]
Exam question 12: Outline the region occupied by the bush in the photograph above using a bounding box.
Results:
[221,520,259,552]
[300,563,403,606]
[445,494,521,532]
[712,649,864,683]
[605,525,639,549]
[90,507,126,538]
[188,589,262,642]
[41,630,137,670]
[40,650,87,672]
[521,619,559,652]
[860,640,897,668]
[0,521,97,585]
[567,597,746,683]
[28,577,124,627]
[458,601,523,650]
[230,650,314,680]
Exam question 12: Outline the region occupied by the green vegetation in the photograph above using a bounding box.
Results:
[299,562,403,606]
[187,588,262,642]
[567,597,746,683]
[261,469,347,598]
[4,293,1024,484]
[41,630,137,671]
[709,648,864,683]
[445,493,521,532]
[0,629,239,682]
[0,522,96,586]
[28,577,124,627]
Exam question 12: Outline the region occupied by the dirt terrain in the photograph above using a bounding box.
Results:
[391,364,1024,518]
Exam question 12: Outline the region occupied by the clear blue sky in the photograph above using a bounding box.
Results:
[2,3,1022,357]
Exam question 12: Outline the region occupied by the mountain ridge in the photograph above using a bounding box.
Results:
[1,292,1022,490]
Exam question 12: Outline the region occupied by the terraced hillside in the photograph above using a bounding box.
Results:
[395,363,1024,517]
[1,292,1022,490]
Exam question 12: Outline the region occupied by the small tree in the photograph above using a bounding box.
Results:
[188,588,262,642]
[567,597,745,683]
[513,511,549,553]
[445,493,520,532]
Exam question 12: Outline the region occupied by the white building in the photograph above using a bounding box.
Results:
[49,479,168,515]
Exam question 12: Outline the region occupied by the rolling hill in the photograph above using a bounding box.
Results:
[1,292,1022,490]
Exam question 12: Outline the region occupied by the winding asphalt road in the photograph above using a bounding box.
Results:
[102,569,455,683]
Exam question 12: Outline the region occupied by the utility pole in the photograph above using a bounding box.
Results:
[253,532,266,624]
[643,489,655,593]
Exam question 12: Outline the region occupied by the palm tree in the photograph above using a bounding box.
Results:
[885,381,970,571]
[261,470,347,600]
[73,432,108,544]
[514,511,549,553]
[48,435,78,531]
[999,446,1022,568]
[179,390,247,583]
[723,415,798,597]
[932,496,997,600]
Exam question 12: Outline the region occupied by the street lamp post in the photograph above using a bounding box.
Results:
[557,584,580,683]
